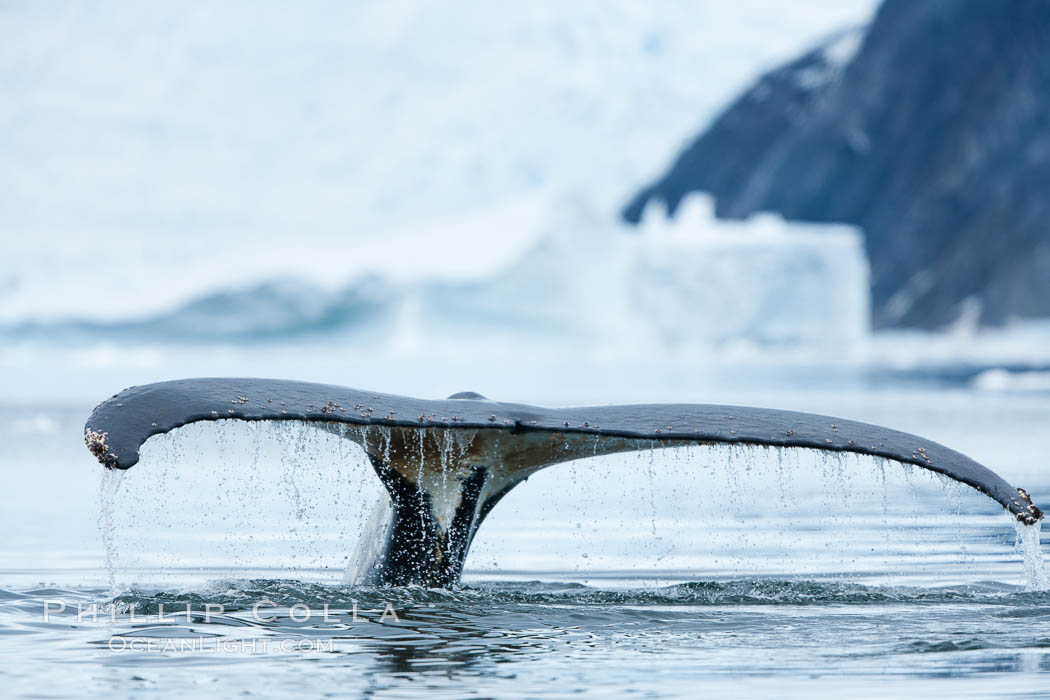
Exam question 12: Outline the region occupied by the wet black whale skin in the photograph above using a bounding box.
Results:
[85,377,1037,520]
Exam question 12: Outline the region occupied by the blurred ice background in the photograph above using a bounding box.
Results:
[1,0,901,400]
[5,0,1049,411]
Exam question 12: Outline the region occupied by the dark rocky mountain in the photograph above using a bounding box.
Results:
[623,0,1050,329]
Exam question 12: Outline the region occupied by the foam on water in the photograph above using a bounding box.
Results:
[108,577,1050,613]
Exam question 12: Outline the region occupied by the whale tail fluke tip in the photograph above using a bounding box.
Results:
[1017,488,1044,525]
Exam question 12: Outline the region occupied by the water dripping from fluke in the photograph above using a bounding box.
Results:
[97,468,125,598]
[84,378,1046,588]
[1014,520,1050,591]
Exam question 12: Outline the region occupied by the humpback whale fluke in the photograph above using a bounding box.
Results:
[84,378,1044,587]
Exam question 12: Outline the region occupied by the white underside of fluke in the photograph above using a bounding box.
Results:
[344,496,393,586]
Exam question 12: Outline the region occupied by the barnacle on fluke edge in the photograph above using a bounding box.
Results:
[84,428,117,468]
[1017,488,1044,525]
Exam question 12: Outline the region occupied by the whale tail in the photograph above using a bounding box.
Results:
[84,378,1044,587]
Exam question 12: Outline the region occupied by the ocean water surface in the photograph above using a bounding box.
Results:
[2,383,1049,698]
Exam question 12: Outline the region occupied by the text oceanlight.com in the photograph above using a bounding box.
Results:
[108,638,337,653]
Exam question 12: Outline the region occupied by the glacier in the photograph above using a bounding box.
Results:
[3,193,870,354]
[417,194,869,351]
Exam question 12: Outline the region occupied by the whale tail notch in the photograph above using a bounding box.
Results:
[333,422,645,586]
